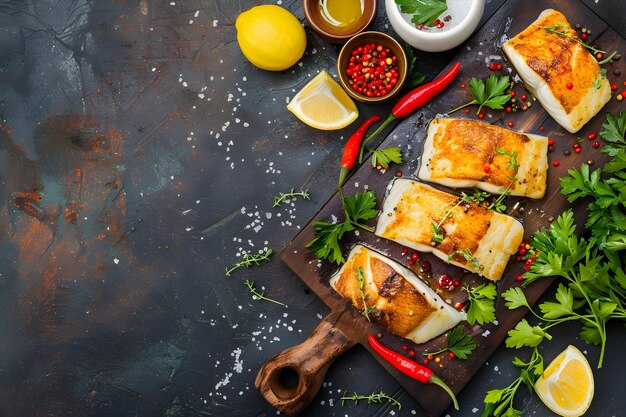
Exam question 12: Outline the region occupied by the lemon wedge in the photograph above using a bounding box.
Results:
[287,71,358,130]
[535,345,594,417]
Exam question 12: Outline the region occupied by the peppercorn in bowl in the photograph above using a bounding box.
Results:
[337,31,408,103]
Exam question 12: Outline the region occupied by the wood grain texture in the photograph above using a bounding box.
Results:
[274,0,625,415]
[255,309,356,416]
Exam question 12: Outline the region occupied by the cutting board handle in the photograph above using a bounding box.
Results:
[255,310,356,416]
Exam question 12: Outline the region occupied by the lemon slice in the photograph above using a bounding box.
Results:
[287,71,358,130]
[535,345,594,417]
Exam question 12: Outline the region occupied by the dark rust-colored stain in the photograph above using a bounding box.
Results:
[14,189,43,220]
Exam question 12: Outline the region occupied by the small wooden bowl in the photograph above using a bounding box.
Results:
[337,31,408,103]
[303,0,377,44]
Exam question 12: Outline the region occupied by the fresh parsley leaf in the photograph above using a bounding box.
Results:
[506,319,551,348]
[482,348,543,417]
[395,0,448,27]
[431,221,444,243]
[344,190,378,225]
[306,221,353,264]
[538,284,574,319]
[502,287,530,310]
[306,190,378,265]
[402,43,426,89]
[425,325,477,359]
[484,389,504,404]
[593,69,607,89]
[465,283,497,325]
[371,147,403,169]
[600,110,626,157]
[449,74,511,115]
[445,326,477,359]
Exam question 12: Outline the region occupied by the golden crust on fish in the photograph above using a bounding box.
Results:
[330,245,465,344]
[503,9,611,133]
[375,179,523,281]
[418,118,549,198]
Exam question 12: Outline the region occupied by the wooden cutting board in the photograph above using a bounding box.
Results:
[256,1,625,415]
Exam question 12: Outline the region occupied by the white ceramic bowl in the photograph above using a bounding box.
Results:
[385,0,484,52]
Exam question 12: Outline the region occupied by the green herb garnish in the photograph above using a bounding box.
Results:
[424,325,477,359]
[464,283,497,325]
[402,43,426,89]
[341,390,402,410]
[482,347,543,417]
[540,23,605,56]
[371,146,403,169]
[306,190,377,264]
[225,249,273,276]
[430,192,480,245]
[394,0,448,27]
[244,279,286,306]
[356,267,376,321]
[449,248,484,276]
[448,74,511,115]
[486,149,520,213]
[273,188,310,207]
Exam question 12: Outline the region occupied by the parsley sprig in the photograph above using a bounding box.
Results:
[424,325,477,359]
[225,249,273,276]
[340,390,402,410]
[504,210,626,367]
[371,146,403,169]
[464,283,497,325]
[448,74,511,115]
[482,347,543,417]
[402,43,426,89]
[561,110,626,250]
[394,0,447,27]
[306,189,377,264]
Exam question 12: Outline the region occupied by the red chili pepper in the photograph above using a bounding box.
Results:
[358,62,461,163]
[367,334,459,410]
[338,115,381,187]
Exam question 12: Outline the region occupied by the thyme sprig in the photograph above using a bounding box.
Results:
[356,267,376,321]
[449,249,484,276]
[430,192,482,244]
[273,188,310,207]
[244,279,286,306]
[225,249,273,276]
[340,390,402,410]
[487,149,520,213]
[540,23,605,56]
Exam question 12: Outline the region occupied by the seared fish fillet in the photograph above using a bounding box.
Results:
[376,179,524,281]
[418,118,549,199]
[503,9,611,133]
[330,245,465,344]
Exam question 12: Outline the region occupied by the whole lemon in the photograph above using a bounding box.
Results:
[236,5,306,71]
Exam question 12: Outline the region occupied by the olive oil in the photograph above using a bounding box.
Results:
[319,0,364,31]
